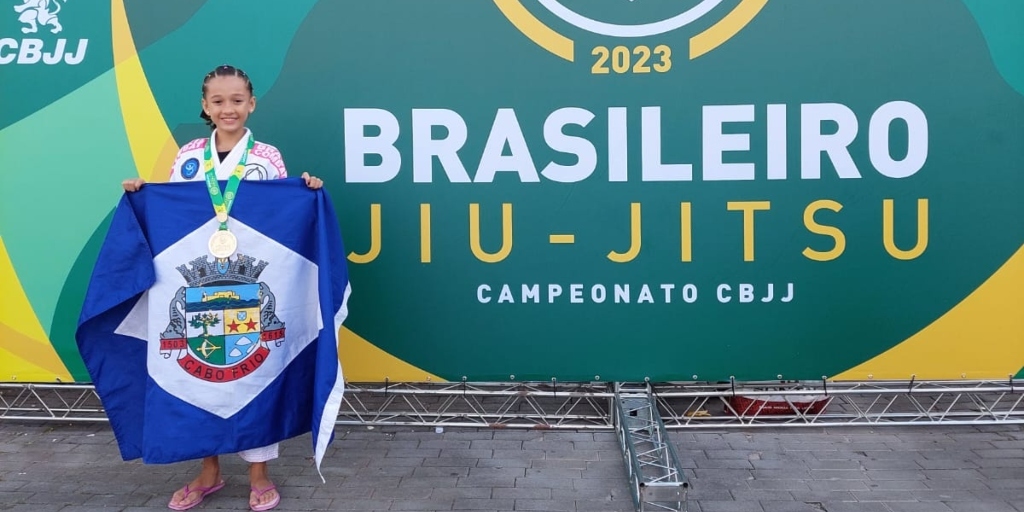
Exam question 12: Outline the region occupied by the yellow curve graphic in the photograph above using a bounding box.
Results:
[111,0,178,183]
[339,328,444,382]
[833,244,1024,381]
[0,236,72,381]
[0,331,67,382]
[690,0,769,59]
[493,0,574,62]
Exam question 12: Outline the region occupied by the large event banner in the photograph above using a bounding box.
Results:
[1,0,1022,384]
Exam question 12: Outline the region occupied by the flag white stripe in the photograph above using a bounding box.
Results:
[314,281,351,482]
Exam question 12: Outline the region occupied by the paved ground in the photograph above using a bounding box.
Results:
[1,422,1022,511]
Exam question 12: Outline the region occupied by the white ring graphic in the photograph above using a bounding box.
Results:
[536,0,725,38]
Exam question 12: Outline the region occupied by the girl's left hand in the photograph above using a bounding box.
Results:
[301,172,324,190]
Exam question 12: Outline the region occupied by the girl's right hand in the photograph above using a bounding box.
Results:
[122,178,146,192]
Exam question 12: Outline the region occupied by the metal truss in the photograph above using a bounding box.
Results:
[614,383,689,512]
[653,379,1024,427]
[3,379,1024,428]
[336,380,613,429]
[0,383,107,422]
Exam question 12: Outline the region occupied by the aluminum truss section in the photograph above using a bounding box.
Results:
[614,383,689,512]
[337,380,613,429]
[3,380,1024,428]
[0,383,107,422]
[0,381,616,427]
[652,379,1024,427]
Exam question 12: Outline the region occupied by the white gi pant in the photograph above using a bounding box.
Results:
[238,443,278,463]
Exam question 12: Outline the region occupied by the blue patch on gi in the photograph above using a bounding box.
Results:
[181,158,200,179]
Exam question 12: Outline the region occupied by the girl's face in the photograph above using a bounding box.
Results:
[202,75,255,134]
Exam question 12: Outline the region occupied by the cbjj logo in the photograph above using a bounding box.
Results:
[1,0,88,65]
[494,0,766,74]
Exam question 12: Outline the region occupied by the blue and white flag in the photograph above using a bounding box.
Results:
[76,178,350,479]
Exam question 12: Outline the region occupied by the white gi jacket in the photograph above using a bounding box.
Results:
[168,128,288,182]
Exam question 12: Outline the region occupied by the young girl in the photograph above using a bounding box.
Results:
[122,64,322,512]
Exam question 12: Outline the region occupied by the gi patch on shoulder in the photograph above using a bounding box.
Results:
[181,158,200,179]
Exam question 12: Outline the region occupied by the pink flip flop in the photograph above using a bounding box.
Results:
[167,480,225,511]
[249,484,281,512]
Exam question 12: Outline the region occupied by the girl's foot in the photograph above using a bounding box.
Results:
[248,462,280,511]
[168,470,223,509]
[168,456,222,510]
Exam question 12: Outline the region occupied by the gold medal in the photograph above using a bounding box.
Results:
[208,229,238,259]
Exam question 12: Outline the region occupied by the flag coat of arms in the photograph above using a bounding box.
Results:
[75,178,350,477]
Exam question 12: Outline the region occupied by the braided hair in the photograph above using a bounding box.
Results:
[199,64,254,129]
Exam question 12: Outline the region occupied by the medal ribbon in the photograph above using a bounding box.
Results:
[204,132,255,230]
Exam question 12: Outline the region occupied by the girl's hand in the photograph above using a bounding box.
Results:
[122,178,146,192]
[301,172,323,190]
